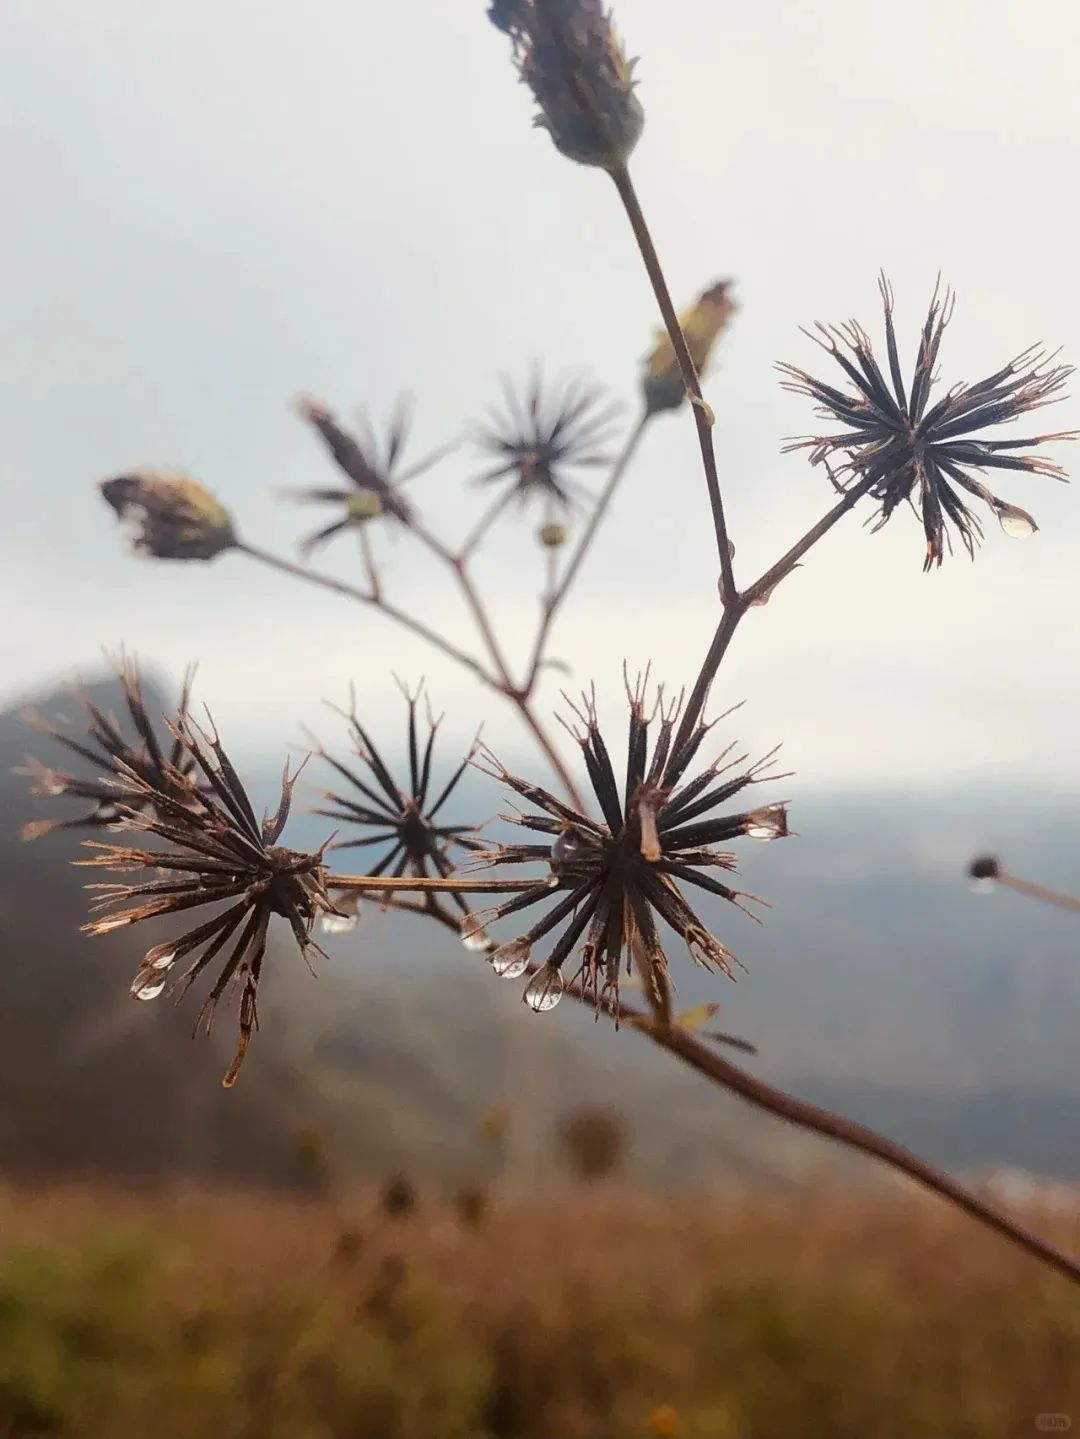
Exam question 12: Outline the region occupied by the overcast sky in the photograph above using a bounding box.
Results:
[4,0,1080,794]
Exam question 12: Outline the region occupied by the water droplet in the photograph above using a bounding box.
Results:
[551,828,591,876]
[321,911,359,935]
[321,894,360,934]
[997,504,1037,539]
[146,944,178,971]
[490,939,531,979]
[746,805,788,841]
[131,972,165,1001]
[523,967,564,1013]
[461,927,493,952]
[969,877,995,896]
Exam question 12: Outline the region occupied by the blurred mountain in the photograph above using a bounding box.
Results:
[2,669,1079,1188]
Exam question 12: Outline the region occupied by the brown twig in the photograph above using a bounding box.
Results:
[995,869,1080,915]
[523,410,650,695]
[328,861,1080,1285]
[234,540,495,686]
[609,164,737,604]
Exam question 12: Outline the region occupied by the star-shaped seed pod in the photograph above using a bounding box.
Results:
[779,276,1075,569]
[465,676,788,1015]
[287,395,453,554]
[473,371,620,515]
[77,713,337,1086]
[310,685,484,940]
[20,658,205,841]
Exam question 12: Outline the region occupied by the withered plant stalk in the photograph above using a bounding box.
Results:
[33,0,1080,1291]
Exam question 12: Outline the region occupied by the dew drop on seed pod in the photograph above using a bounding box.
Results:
[746,807,787,841]
[997,504,1037,539]
[131,973,166,1002]
[523,968,564,1013]
[147,944,178,971]
[490,939,531,979]
[321,911,359,935]
[969,877,995,896]
[550,828,589,874]
[461,928,493,952]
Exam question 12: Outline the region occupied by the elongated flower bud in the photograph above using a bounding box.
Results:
[642,281,737,416]
[101,471,236,561]
[490,0,644,170]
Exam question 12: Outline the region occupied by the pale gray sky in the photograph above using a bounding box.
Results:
[3,0,1080,788]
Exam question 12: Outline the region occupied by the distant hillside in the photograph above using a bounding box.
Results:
[2,667,1079,1186]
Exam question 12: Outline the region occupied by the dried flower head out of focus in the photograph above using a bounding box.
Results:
[100,472,236,561]
[489,0,644,169]
[19,661,204,841]
[468,677,788,1015]
[311,684,482,932]
[287,395,451,554]
[780,276,1076,569]
[643,280,738,416]
[76,705,337,1086]
[474,371,620,514]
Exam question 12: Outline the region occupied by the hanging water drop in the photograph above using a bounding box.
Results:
[321,895,360,934]
[969,877,995,896]
[131,972,166,1001]
[997,504,1037,539]
[490,938,531,979]
[550,828,591,876]
[523,967,564,1013]
[321,911,359,935]
[146,944,178,971]
[746,805,788,841]
[461,927,493,953]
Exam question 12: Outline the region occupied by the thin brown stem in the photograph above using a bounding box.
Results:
[386,887,1080,1285]
[609,165,736,604]
[357,525,382,601]
[458,487,517,561]
[408,522,586,809]
[669,603,745,760]
[523,411,650,695]
[235,540,495,686]
[742,474,879,607]
[670,475,881,756]
[647,1018,1080,1286]
[328,874,548,895]
[996,869,1080,915]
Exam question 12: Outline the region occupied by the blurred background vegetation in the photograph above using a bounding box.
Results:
[1,669,1079,1434]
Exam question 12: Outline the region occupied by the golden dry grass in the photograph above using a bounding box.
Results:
[0,1182,1076,1437]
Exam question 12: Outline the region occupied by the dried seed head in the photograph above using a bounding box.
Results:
[490,0,644,169]
[474,370,619,513]
[969,854,1001,882]
[312,684,481,926]
[779,276,1076,569]
[19,658,205,840]
[77,705,338,1086]
[643,281,737,416]
[473,679,789,1014]
[287,395,452,553]
[100,472,236,561]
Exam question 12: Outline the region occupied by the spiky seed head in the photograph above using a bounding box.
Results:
[100,472,236,561]
[779,277,1076,569]
[469,678,789,1015]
